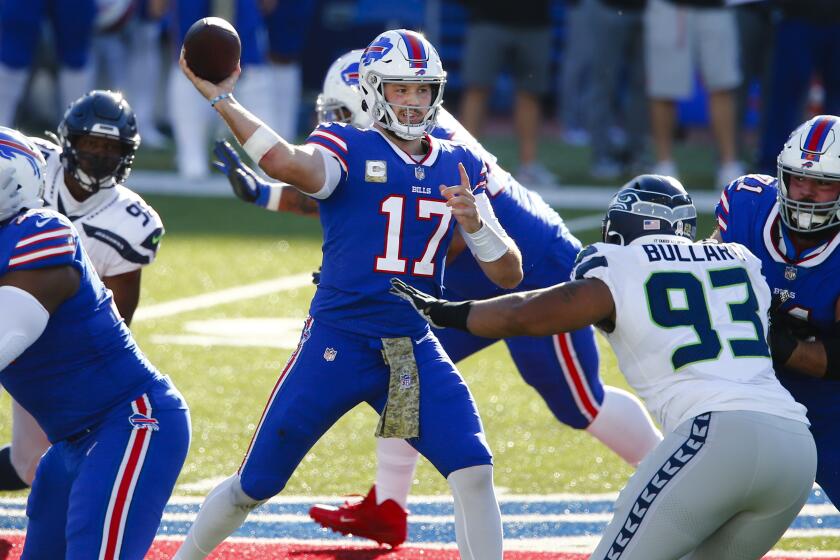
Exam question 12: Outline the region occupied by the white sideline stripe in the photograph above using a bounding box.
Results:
[127,172,722,211]
[0,499,835,518]
[564,214,604,233]
[134,273,313,322]
[133,216,600,325]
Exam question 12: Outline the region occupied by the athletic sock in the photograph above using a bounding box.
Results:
[375,438,419,508]
[447,465,503,560]
[173,475,263,559]
[586,386,663,466]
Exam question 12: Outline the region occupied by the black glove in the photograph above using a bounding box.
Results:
[768,306,799,367]
[312,266,321,286]
[389,278,473,330]
[213,140,270,205]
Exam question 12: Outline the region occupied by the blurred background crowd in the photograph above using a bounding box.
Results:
[2,0,838,189]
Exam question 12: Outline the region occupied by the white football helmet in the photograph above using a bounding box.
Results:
[359,29,446,140]
[0,127,45,223]
[315,49,372,128]
[778,115,840,233]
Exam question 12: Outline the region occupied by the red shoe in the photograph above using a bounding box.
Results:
[309,486,408,548]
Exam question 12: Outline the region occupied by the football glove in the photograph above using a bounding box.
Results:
[312,266,321,286]
[768,311,798,367]
[389,278,473,331]
[213,140,271,206]
[767,296,807,367]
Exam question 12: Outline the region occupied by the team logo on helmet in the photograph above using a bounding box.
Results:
[340,62,360,86]
[361,36,394,66]
[399,31,429,70]
[0,138,43,178]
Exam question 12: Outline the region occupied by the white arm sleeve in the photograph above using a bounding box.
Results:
[0,286,50,371]
[474,192,505,235]
[308,149,342,200]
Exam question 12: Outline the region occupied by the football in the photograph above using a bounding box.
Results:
[183,17,241,84]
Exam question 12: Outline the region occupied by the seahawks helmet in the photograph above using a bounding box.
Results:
[57,90,140,193]
[602,175,697,246]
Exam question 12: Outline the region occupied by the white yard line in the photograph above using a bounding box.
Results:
[134,272,312,322]
[133,214,607,325]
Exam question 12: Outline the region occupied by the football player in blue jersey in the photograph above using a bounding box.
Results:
[0,91,167,492]
[712,114,840,508]
[0,126,190,559]
[214,49,664,547]
[175,30,522,560]
[0,0,97,125]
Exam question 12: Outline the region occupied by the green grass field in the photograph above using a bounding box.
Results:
[0,190,834,552]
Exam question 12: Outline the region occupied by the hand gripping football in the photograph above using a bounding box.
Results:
[183,17,241,83]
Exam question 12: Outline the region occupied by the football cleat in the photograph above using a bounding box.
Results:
[309,485,408,548]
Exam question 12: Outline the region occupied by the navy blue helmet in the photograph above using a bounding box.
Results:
[57,90,140,193]
[602,174,697,245]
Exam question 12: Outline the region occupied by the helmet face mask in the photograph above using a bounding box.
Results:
[58,90,140,194]
[602,175,697,246]
[316,49,372,128]
[0,127,46,223]
[777,115,840,234]
[359,30,446,140]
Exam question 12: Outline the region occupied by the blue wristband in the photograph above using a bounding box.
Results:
[210,92,233,107]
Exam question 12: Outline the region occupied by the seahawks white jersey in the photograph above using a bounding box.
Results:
[30,137,163,277]
[573,238,808,433]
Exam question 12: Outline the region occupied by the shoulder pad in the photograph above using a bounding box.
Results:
[573,243,609,281]
[716,174,776,238]
[28,136,61,161]
[4,209,78,272]
[82,188,164,265]
[723,174,777,196]
[306,123,351,165]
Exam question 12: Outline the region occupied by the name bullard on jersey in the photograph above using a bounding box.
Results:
[642,243,739,263]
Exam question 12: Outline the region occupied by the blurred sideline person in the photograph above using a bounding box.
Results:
[174,29,522,560]
[168,0,276,178]
[0,90,165,491]
[459,0,558,186]
[645,0,745,186]
[214,49,663,547]
[0,126,189,559]
[261,0,316,140]
[713,114,840,508]
[0,0,97,125]
[390,174,816,560]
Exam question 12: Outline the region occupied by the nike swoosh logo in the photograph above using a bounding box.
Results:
[35,218,50,227]
[151,234,162,245]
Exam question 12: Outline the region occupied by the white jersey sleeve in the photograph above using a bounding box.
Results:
[76,186,164,277]
[573,240,807,433]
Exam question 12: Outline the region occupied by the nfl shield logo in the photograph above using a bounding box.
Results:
[415,167,425,180]
[784,266,797,281]
[323,347,337,361]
